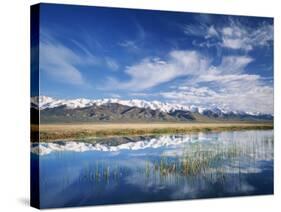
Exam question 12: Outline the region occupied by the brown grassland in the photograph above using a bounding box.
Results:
[31,122,273,142]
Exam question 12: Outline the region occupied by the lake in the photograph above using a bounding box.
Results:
[31,130,273,208]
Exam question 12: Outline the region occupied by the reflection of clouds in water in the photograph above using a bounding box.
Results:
[40,160,85,206]
[162,130,273,161]
[120,131,272,199]
[169,178,256,200]
[36,130,273,207]
[124,169,172,194]
[206,166,262,174]
[123,161,258,200]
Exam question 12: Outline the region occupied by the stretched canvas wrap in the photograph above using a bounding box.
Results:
[30,3,274,209]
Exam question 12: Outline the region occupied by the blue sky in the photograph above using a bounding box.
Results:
[36,3,273,114]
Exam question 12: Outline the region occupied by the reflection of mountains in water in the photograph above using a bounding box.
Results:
[36,130,273,202]
[31,130,273,160]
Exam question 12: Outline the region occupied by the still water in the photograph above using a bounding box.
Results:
[31,130,273,208]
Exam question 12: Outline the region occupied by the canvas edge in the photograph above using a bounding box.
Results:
[30,3,41,209]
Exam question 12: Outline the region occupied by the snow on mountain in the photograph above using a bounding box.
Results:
[31,134,200,155]
[32,96,192,113]
[31,96,271,117]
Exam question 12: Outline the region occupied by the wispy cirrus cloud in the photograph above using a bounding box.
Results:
[107,48,272,114]
[105,57,119,71]
[37,6,273,115]
[185,18,273,51]
[215,56,254,74]
[107,50,210,91]
[119,40,139,51]
[40,31,120,85]
[40,38,86,85]
[118,21,147,53]
[220,21,273,50]
[161,79,273,114]
[160,54,273,114]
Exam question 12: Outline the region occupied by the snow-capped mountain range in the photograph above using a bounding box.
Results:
[33,96,194,112]
[31,96,271,117]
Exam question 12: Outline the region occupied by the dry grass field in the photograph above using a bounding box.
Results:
[31,122,273,142]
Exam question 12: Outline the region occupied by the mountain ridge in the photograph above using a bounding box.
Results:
[31,96,273,123]
[31,96,273,117]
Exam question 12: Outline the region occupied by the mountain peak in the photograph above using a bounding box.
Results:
[31,96,273,118]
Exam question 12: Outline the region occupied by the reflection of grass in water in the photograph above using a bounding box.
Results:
[147,137,273,185]
[152,153,217,177]
[41,136,273,188]
[144,144,251,185]
[73,162,118,184]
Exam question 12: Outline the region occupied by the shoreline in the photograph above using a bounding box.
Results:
[31,122,274,142]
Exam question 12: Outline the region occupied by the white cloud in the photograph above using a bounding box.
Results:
[118,23,146,52]
[119,40,139,51]
[109,93,121,98]
[160,54,273,114]
[71,39,100,64]
[222,27,234,36]
[161,83,273,114]
[40,40,85,85]
[186,19,273,51]
[40,31,121,85]
[107,46,272,113]
[220,21,273,51]
[197,73,260,84]
[221,25,252,50]
[105,57,119,71]
[217,56,254,74]
[206,25,219,38]
[184,24,206,37]
[251,24,274,46]
[129,92,151,97]
[222,38,252,51]
[108,50,210,91]
[184,23,218,39]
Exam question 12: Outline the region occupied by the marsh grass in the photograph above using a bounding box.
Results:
[60,147,248,186]
[40,132,273,188]
[35,123,273,141]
